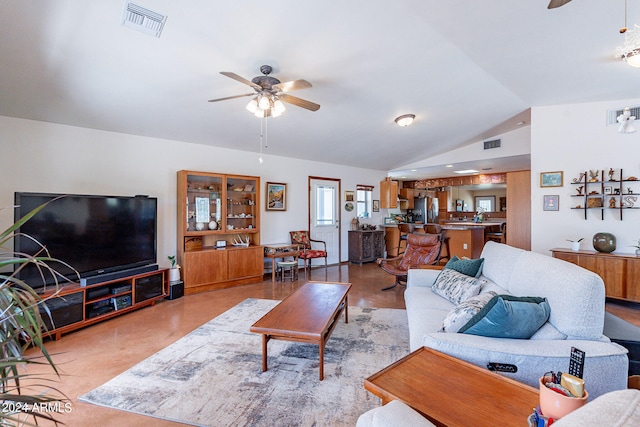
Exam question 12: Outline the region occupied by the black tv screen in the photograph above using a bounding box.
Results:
[14,192,157,289]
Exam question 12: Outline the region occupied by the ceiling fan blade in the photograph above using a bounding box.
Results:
[279,94,320,112]
[548,0,572,9]
[220,72,262,90]
[208,93,255,102]
[272,79,312,93]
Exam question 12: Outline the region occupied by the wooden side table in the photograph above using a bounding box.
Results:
[263,243,300,282]
[364,347,539,427]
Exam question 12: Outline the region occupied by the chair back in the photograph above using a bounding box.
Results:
[424,223,442,234]
[398,233,441,270]
[290,231,311,249]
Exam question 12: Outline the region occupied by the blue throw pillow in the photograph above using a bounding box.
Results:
[443,256,484,278]
[458,294,551,339]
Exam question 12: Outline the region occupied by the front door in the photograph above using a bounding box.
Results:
[309,177,340,265]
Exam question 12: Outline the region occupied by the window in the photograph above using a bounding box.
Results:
[474,196,495,212]
[316,185,336,225]
[356,185,373,218]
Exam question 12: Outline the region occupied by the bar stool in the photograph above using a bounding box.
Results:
[276,259,298,282]
[424,223,450,263]
[397,223,412,255]
[485,223,506,244]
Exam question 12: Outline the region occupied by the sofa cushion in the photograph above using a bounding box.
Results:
[443,256,484,278]
[551,389,640,427]
[459,295,550,339]
[356,400,436,427]
[441,291,497,333]
[431,269,482,305]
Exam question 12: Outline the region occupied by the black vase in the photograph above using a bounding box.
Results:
[593,232,616,253]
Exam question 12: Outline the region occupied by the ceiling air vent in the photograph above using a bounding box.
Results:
[607,106,640,126]
[484,139,501,150]
[121,1,167,38]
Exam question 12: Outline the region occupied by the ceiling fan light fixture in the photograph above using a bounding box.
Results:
[624,49,640,67]
[258,95,272,111]
[246,98,258,113]
[273,99,285,116]
[395,114,415,127]
[616,24,640,68]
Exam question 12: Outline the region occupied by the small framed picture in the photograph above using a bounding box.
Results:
[345,191,355,202]
[543,195,559,211]
[373,200,380,212]
[266,182,287,211]
[604,186,613,195]
[540,171,563,187]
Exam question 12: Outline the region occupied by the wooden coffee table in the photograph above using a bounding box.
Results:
[250,281,351,380]
[364,347,539,427]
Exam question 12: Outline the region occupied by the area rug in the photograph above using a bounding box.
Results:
[79,298,410,426]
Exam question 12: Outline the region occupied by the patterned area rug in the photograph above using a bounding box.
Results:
[79,298,410,426]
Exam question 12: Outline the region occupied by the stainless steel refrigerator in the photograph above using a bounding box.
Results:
[411,196,438,223]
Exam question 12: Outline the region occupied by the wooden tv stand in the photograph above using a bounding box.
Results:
[38,268,168,340]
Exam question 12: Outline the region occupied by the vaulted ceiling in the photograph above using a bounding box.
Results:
[1,1,638,177]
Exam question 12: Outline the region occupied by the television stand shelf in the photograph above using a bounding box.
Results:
[38,268,168,340]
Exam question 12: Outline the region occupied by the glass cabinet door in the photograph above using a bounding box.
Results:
[226,177,258,231]
[186,174,223,232]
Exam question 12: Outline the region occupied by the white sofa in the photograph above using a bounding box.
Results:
[405,241,629,399]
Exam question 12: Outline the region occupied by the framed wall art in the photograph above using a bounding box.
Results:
[345,190,355,202]
[372,199,380,212]
[266,182,287,211]
[540,171,563,187]
[543,195,559,211]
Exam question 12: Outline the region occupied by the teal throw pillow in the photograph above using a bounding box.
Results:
[444,256,484,278]
[458,294,551,339]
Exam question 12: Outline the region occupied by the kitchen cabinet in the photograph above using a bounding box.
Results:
[380,178,399,209]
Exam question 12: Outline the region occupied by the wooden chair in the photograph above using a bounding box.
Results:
[377,233,442,291]
[289,231,327,276]
[423,223,450,263]
[485,222,506,244]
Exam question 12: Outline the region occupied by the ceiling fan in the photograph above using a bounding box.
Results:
[548,0,572,8]
[208,65,320,117]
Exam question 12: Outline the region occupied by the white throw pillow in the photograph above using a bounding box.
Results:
[432,269,483,305]
[441,291,497,333]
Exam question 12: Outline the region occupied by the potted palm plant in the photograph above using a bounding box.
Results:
[1,202,71,426]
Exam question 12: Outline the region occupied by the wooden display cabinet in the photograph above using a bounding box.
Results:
[177,170,263,294]
[348,230,384,264]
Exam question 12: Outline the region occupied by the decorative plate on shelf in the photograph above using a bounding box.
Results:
[345,202,354,212]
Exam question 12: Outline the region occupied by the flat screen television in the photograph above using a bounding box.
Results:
[14,192,157,290]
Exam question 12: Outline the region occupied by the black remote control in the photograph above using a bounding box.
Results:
[568,347,585,378]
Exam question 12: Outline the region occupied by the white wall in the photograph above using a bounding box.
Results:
[0,116,388,266]
[531,98,640,255]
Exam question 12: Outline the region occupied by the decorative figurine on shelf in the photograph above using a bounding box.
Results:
[576,186,584,196]
[623,196,638,207]
[608,168,615,181]
[609,197,617,208]
[572,172,586,184]
[589,170,600,182]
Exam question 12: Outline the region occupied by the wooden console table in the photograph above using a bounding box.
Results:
[551,248,640,302]
[348,230,384,264]
[364,347,538,427]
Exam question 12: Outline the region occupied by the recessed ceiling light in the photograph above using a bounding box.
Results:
[446,164,453,168]
[410,169,417,172]
[454,169,479,174]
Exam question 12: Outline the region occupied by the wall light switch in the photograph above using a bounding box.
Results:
[463,243,468,250]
